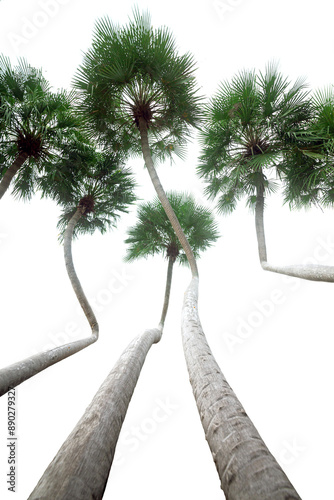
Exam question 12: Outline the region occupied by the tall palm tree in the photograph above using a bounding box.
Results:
[0,54,80,201]
[29,192,219,500]
[0,147,136,396]
[73,13,301,499]
[199,63,334,282]
[267,85,334,281]
[73,9,202,276]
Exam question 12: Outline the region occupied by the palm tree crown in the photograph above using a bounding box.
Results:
[282,86,334,210]
[38,143,137,239]
[73,8,203,161]
[198,62,312,213]
[125,192,220,265]
[0,54,80,200]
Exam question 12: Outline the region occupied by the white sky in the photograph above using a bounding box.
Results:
[0,0,334,499]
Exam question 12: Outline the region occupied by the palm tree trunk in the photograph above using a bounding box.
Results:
[261,261,334,282]
[28,327,162,500]
[255,183,267,263]
[138,117,198,278]
[0,153,28,200]
[182,277,301,500]
[255,183,334,282]
[29,233,179,498]
[64,207,99,331]
[0,208,98,397]
[138,118,300,498]
[159,255,175,328]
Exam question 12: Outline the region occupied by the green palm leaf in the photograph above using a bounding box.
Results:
[198,62,313,213]
[73,9,203,162]
[125,192,219,265]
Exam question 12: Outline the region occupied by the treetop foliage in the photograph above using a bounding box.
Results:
[73,8,203,163]
[125,191,220,265]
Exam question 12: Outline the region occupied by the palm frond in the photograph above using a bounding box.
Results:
[125,191,219,265]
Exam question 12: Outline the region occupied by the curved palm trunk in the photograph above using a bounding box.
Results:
[138,119,300,498]
[0,208,98,397]
[0,153,28,200]
[182,277,301,500]
[64,207,99,331]
[255,183,334,282]
[138,118,198,278]
[28,327,161,500]
[28,252,177,498]
[261,261,334,282]
[159,255,175,328]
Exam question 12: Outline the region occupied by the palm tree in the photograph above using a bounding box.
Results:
[0,54,80,201]
[198,63,334,282]
[73,13,301,499]
[125,191,220,325]
[0,147,136,396]
[73,9,202,276]
[29,192,219,500]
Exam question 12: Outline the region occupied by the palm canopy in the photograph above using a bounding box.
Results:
[73,8,203,162]
[0,54,81,199]
[282,86,334,210]
[38,143,137,239]
[125,192,220,265]
[198,62,312,213]
[11,130,93,203]
[0,55,43,131]
[282,152,334,210]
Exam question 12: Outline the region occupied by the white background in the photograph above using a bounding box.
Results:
[0,0,333,498]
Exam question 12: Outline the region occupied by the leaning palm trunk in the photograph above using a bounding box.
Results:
[64,207,99,329]
[159,255,175,328]
[0,208,98,397]
[28,327,161,500]
[0,153,28,200]
[255,186,334,282]
[138,120,301,498]
[182,277,301,499]
[261,261,334,281]
[138,119,198,278]
[29,253,177,498]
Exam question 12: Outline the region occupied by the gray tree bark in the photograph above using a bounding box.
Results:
[28,327,162,500]
[159,255,175,328]
[0,208,98,397]
[138,117,198,278]
[255,183,267,263]
[261,261,334,282]
[0,153,28,200]
[182,277,301,499]
[138,119,301,498]
[255,183,334,282]
[29,239,180,498]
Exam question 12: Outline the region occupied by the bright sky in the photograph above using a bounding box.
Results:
[0,1,333,499]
